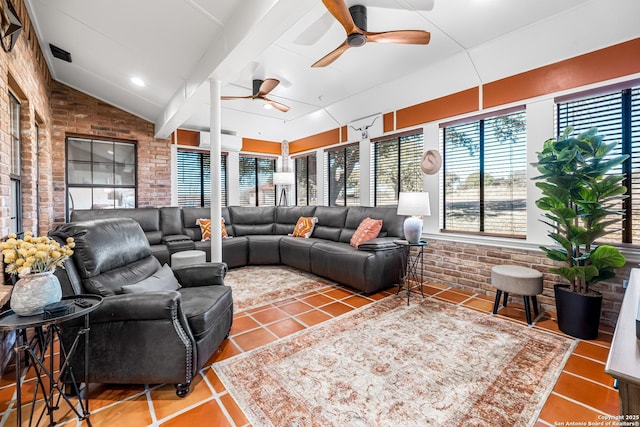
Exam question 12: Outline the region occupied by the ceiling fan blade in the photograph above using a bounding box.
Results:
[264,98,290,113]
[322,0,360,35]
[366,30,431,45]
[221,95,253,100]
[257,78,280,97]
[312,40,350,68]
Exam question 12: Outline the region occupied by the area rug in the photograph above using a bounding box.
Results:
[214,296,575,426]
[224,266,336,313]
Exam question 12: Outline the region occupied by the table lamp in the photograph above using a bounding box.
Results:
[397,192,431,243]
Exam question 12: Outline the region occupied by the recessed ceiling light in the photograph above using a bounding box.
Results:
[131,77,145,87]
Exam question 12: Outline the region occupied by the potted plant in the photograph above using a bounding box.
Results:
[532,126,628,339]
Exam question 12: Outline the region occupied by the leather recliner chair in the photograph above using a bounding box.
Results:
[50,218,233,397]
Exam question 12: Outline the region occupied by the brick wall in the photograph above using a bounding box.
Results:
[50,82,172,226]
[420,238,631,327]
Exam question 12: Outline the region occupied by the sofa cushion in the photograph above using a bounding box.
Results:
[121,264,181,294]
[280,236,323,272]
[179,285,233,342]
[160,207,184,236]
[247,235,282,264]
[70,208,163,245]
[196,218,212,240]
[340,207,388,243]
[274,206,317,234]
[182,207,233,240]
[312,206,348,241]
[291,216,318,238]
[229,206,275,236]
[350,217,383,248]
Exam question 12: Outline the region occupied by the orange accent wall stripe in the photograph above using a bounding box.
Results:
[241,138,281,155]
[483,38,640,109]
[383,112,394,132]
[289,128,341,154]
[341,126,348,142]
[396,87,479,130]
[176,129,199,147]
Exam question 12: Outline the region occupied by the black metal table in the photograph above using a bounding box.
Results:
[394,239,428,305]
[0,294,102,427]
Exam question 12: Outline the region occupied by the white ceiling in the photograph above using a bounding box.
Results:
[25,0,640,142]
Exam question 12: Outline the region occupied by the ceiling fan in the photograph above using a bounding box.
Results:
[221,79,290,112]
[311,0,431,68]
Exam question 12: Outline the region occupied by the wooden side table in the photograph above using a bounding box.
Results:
[0,294,102,427]
[394,239,428,305]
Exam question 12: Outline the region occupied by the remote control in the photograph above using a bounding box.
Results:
[75,299,91,308]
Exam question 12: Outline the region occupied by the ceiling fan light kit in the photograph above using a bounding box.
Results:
[221,78,290,113]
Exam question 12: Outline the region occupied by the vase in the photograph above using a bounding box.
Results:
[10,271,63,316]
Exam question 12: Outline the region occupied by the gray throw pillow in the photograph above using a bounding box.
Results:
[121,264,181,294]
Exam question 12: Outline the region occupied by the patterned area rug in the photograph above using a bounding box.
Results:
[224,266,335,313]
[214,296,574,426]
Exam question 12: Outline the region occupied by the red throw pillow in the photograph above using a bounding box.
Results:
[350,217,383,248]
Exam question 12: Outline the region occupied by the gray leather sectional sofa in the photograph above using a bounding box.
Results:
[70,205,409,294]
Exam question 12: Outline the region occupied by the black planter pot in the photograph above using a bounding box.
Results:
[554,284,602,340]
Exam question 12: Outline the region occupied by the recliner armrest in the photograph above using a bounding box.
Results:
[88,292,182,323]
[357,238,400,252]
[172,262,227,287]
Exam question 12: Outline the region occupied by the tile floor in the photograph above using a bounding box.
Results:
[0,280,619,426]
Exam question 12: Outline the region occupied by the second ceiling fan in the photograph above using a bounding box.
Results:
[312,0,431,67]
[221,78,290,112]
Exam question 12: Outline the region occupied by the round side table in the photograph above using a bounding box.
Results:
[0,294,103,427]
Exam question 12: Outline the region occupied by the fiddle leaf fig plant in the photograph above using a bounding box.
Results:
[532,126,628,294]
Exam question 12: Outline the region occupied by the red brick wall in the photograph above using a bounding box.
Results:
[50,83,171,225]
[420,238,631,327]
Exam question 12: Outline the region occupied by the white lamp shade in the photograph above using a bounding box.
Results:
[273,172,295,185]
[397,192,431,217]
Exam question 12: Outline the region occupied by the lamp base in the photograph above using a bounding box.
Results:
[403,217,423,244]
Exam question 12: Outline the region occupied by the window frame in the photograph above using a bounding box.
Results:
[9,91,22,235]
[371,129,424,206]
[238,155,276,206]
[65,136,138,220]
[441,108,528,238]
[325,142,360,207]
[294,152,317,206]
[176,148,228,207]
[556,81,640,245]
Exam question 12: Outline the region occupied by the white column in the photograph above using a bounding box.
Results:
[359,138,371,206]
[170,143,178,206]
[209,78,223,263]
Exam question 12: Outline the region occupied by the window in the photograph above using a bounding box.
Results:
[66,137,137,218]
[176,150,227,207]
[294,153,317,205]
[372,130,423,206]
[442,110,527,237]
[557,83,640,243]
[325,143,360,206]
[239,156,276,206]
[9,92,21,235]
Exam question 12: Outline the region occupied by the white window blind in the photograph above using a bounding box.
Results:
[373,131,423,206]
[326,144,359,206]
[176,150,227,207]
[295,153,317,205]
[557,85,640,243]
[239,156,275,206]
[442,110,527,237]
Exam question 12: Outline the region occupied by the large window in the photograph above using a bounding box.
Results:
[442,110,527,237]
[66,137,136,217]
[372,130,423,206]
[239,156,276,206]
[325,143,360,206]
[176,150,227,207]
[557,83,640,243]
[9,92,21,235]
[294,153,317,206]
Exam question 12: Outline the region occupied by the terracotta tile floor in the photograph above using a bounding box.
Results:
[0,280,620,426]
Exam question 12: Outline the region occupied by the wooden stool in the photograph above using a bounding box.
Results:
[491,265,543,325]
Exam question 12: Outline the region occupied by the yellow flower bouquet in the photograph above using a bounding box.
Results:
[1,231,75,277]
